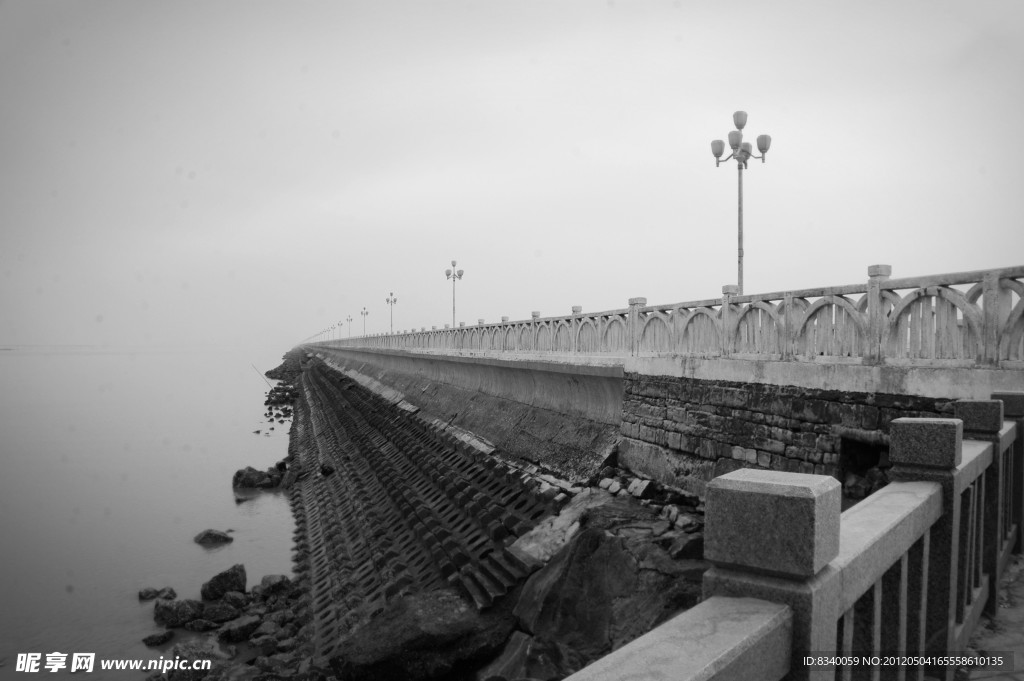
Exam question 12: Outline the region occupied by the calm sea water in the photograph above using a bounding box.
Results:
[0,347,297,679]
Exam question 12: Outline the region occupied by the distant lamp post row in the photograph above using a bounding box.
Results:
[385,292,398,333]
[445,260,464,328]
[322,261,472,341]
[711,110,771,295]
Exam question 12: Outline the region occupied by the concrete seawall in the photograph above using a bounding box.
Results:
[305,342,1024,503]
[307,346,624,482]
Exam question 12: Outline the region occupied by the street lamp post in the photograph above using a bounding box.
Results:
[346,315,353,338]
[385,292,397,333]
[445,260,464,328]
[711,111,772,296]
[360,307,369,337]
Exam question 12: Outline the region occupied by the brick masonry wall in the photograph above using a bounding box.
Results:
[619,372,957,494]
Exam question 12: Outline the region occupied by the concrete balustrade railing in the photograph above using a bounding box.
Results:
[562,596,792,681]
[318,265,1024,368]
[564,394,1022,681]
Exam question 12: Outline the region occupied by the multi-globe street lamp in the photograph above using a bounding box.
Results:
[711,111,771,296]
[385,292,398,333]
[346,315,353,338]
[445,260,464,328]
[360,307,369,337]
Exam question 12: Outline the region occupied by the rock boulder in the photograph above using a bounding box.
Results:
[201,564,246,601]
[232,466,270,489]
[329,588,515,681]
[194,529,234,547]
[218,615,262,643]
[154,599,204,627]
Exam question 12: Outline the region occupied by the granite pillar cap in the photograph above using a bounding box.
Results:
[572,305,583,314]
[953,400,1004,433]
[721,285,739,295]
[889,418,962,469]
[531,311,540,319]
[628,297,647,306]
[992,391,1024,418]
[705,469,840,579]
[868,264,892,277]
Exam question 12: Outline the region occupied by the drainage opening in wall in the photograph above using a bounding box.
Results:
[839,436,889,507]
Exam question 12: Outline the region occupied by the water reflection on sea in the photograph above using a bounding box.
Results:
[0,347,295,679]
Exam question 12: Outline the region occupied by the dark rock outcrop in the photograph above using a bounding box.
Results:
[232,466,270,489]
[218,614,261,643]
[139,586,177,601]
[194,529,234,547]
[328,588,516,681]
[259,574,291,596]
[513,527,637,661]
[203,602,242,623]
[221,591,249,609]
[201,564,246,601]
[488,497,705,678]
[142,630,174,647]
[154,599,205,627]
[183,619,220,632]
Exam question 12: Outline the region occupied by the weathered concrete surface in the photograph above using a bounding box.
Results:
[322,347,623,424]
[627,355,1024,401]
[561,597,792,681]
[310,346,622,482]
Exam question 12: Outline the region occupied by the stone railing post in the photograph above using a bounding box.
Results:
[702,469,842,681]
[628,297,646,356]
[501,316,509,352]
[954,400,1006,616]
[982,271,1011,365]
[782,292,795,360]
[866,264,891,364]
[530,311,540,352]
[888,418,963,671]
[571,306,582,354]
[993,391,1024,554]
[721,285,738,356]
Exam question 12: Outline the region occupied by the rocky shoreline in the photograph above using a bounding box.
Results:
[137,347,713,681]
[135,349,331,681]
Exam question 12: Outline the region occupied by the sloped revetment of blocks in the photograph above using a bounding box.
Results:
[288,360,565,658]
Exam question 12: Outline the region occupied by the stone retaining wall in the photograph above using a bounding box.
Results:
[619,373,957,496]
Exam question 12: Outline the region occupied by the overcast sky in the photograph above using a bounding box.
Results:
[2,0,1022,351]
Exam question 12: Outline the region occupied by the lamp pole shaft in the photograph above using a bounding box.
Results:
[452,278,456,328]
[737,163,744,296]
[390,305,393,333]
